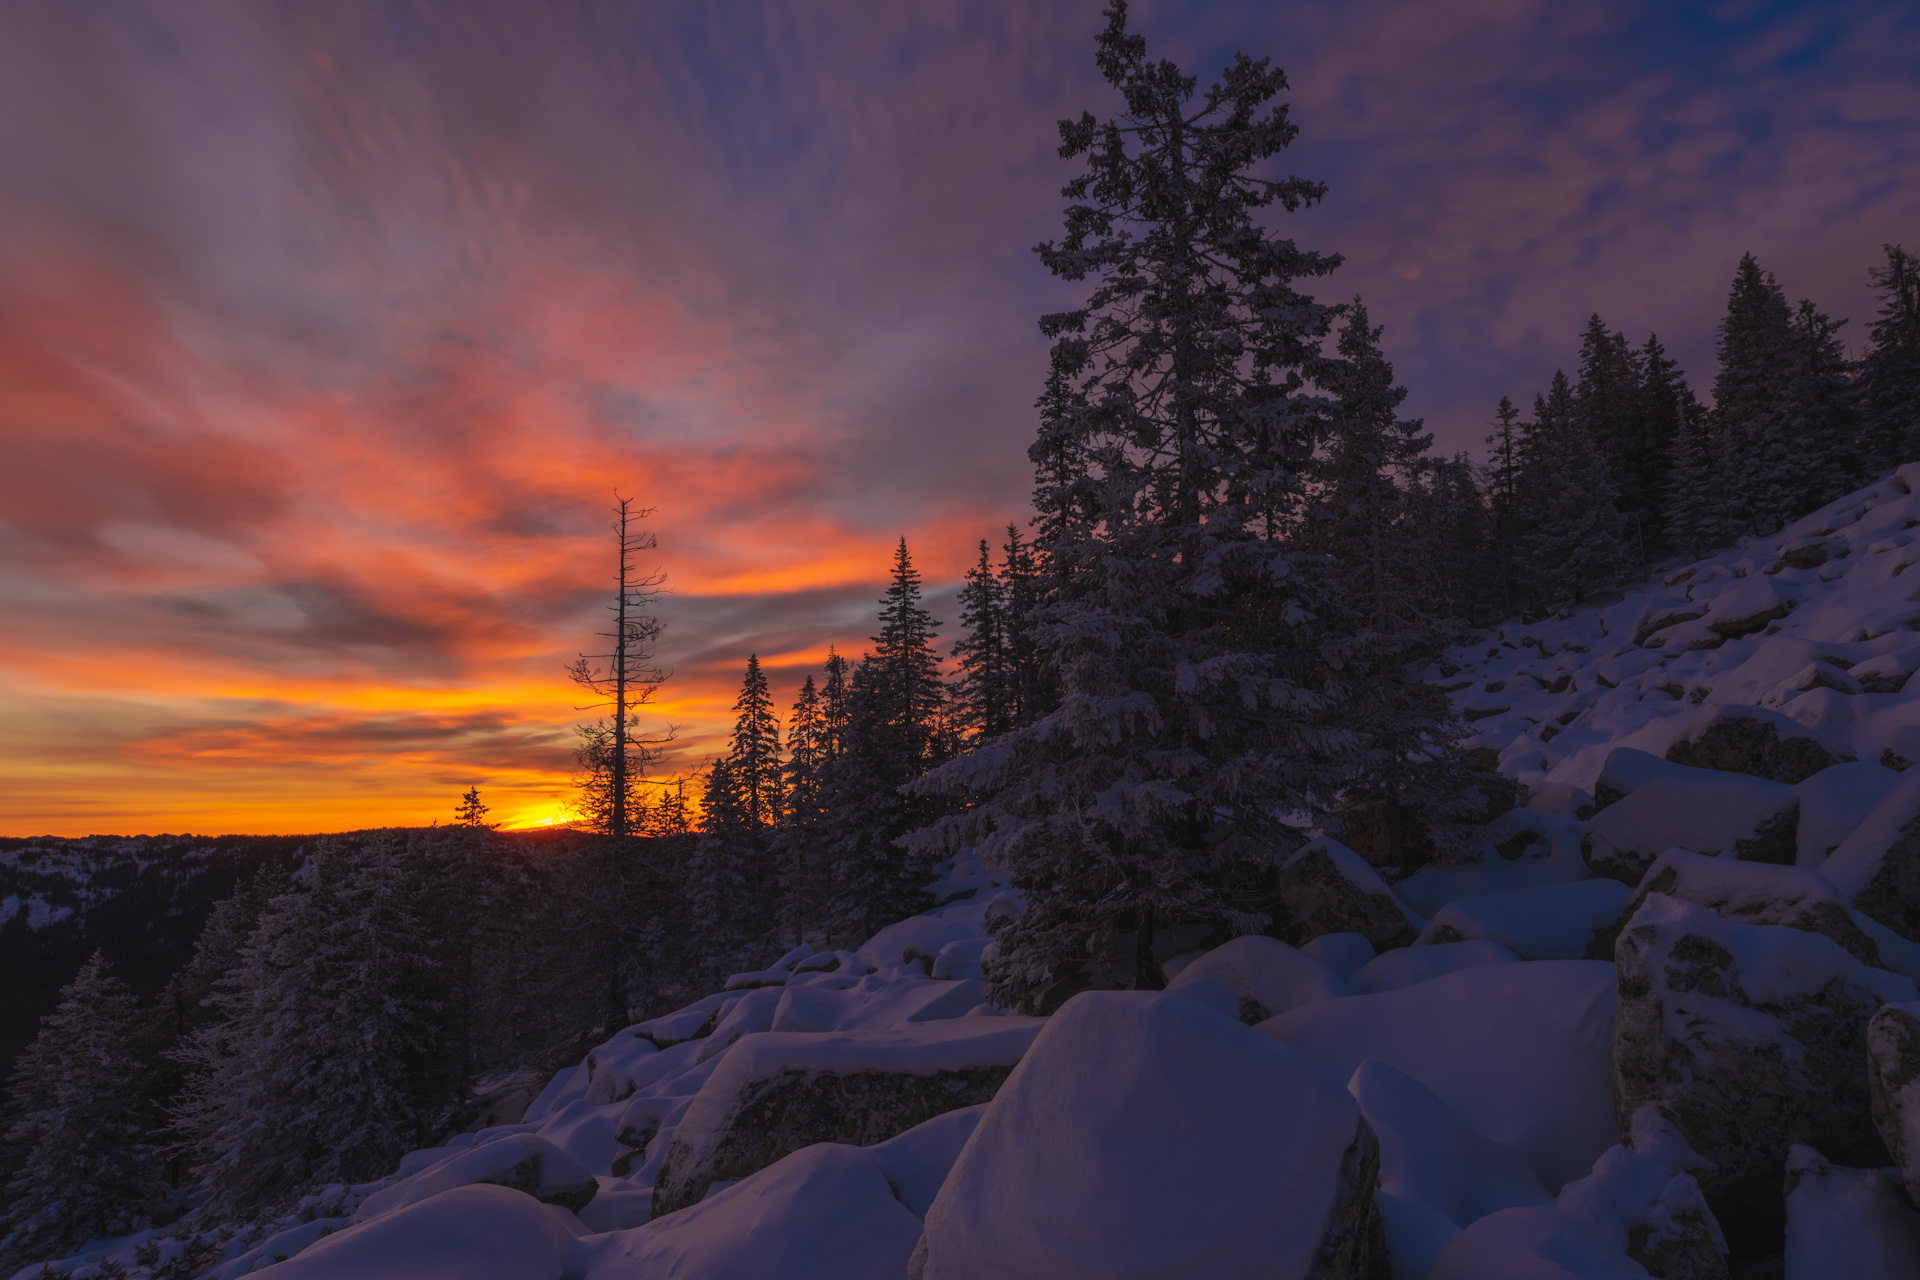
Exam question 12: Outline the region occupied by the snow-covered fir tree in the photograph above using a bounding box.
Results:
[1515,370,1629,606]
[997,524,1052,730]
[909,2,1355,1009]
[1573,314,1655,561]
[772,677,830,947]
[174,834,447,1218]
[1785,296,1864,511]
[1634,332,1694,557]
[869,539,947,775]
[725,655,785,830]
[952,539,1014,740]
[1663,406,1713,561]
[1707,253,1800,537]
[1860,243,1920,469]
[1,953,161,1269]
[1484,394,1525,617]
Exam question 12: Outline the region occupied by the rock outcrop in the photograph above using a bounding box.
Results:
[1273,837,1422,952]
[1867,1001,1920,1208]
[1661,704,1856,785]
[1612,893,1917,1257]
[650,1020,1040,1218]
[1582,768,1798,884]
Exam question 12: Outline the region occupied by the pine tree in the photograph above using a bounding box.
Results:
[454,786,493,828]
[1516,370,1630,605]
[1574,315,1653,564]
[173,835,445,1218]
[953,539,1014,739]
[909,3,1353,1009]
[1484,395,1525,616]
[1636,333,1692,556]
[1785,296,1862,512]
[1663,407,1712,560]
[816,660,927,945]
[725,656,784,830]
[1,953,160,1268]
[1709,253,1799,536]
[869,538,946,774]
[568,498,671,839]
[784,676,828,819]
[820,647,852,760]
[1861,244,1920,469]
[998,525,1051,729]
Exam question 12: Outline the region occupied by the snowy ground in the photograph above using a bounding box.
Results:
[29,465,1920,1280]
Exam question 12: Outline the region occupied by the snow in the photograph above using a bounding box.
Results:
[353,1135,594,1224]
[864,1103,986,1218]
[1300,930,1376,979]
[1416,879,1631,960]
[576,1143,922,1280]
[1427,1206,1646,1279]
[918,990,1365,1279]
[1348,939,1523,994]
[1783,1145,1920,1279]
[259,1184,583,1280]
[1796,761,1903,865]
[1260,961,1619,1190]
[1163,934,1350,1020]
[1819,770,1920,901]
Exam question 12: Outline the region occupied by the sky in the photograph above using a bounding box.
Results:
[1,0,1915,835]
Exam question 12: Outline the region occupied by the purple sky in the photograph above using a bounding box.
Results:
[2,0,1915,832]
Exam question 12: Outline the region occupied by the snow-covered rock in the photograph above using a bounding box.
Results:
[858,915,983,973]
[914,991,1386,1280]
[1867,1001,1920,1208]
[1348,1059,1550,1279]
[650,1019,1041,1217]
[1612,893,1917,1255]
[354,1134,598,1222]
[1782,1145,1920,1280]
[1582,767,1798,883]
[1415,878,1632,960]
[1274,837,1423,951]
[1163,934,1349,1022]
[579,1143,922,1280]
[1796,761,1903,866]
[1301,930,1376,979]
[1348,938,1522,995]
[264,1184,583,1280]
[1663,704,1856,784]
[1261,960,1618,1190]
[1819,770,1920,940]
[1609,848,1885,969]
[1555,1139,1726,1280]
[1427,1206,1647,1280]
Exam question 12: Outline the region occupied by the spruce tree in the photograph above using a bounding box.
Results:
[1515,370,1630,605]
[1861,243,1920,469]
[772,677,829,948]
[953,539,1014,739]
[870,538,946,774]
[1709,253,1799,536]
[1635,333,1692,556]
[816,660,927,945]
[784,676,828,818]
[909,3,1352,1009]
[1663,408,1712,561]
[1485,395,1525,617]
[998,525,1051,729]
[1,953,159,1268]
[820,647,852,761]
[1785,297,1861,511]
[454,786,493,828]
[725,656,784,830]
[1574,315,1653,564]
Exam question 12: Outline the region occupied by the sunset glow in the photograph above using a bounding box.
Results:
[3,0,1914,835]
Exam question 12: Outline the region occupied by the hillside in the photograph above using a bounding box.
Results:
[25,466,1920,1280]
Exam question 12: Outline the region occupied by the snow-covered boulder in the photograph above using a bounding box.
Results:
[859,915,981,973]
[582,1028,661,1105]
[1662,704,1856,784]
[1606,848,1884,969]
[354,1135,598,1222]
[1582,768,1798,883]
[579,1143,922,1280]
[1274,837,1422,951]
[864,1104,986,1218]
[1300,930,1376,978]
[1868,1001,1920,1209]
[1591,746,1694,810]
[1347,938,1522,995]
[1348,1059,1550,1279]
[1163,934,1349,1022]
[1819,771,1920,941]
[1612,893,1917,1255]
[913,991,1386,1280]
[1427,1206,1647,1280]
[267,1184,583,1280]
[1701,574,1797,639]
[1782,1145,1920,1280]
[1415,878,1633,961]
[1797,761,1903,865]
[649,1019,1041,1218]
[1555,1136,1727,1280]
[1261,960,1618,1190]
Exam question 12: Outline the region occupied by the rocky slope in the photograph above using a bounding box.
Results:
[28,466,1920,1280]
